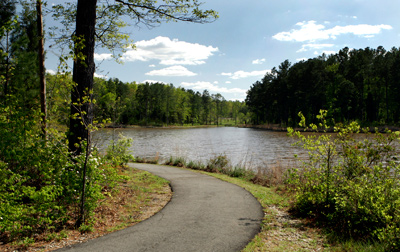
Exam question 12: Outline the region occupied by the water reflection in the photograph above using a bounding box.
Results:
[94,127,301,170]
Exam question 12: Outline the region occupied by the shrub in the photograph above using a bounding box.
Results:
[287,110,400,248]
[206,154,229,172]
[104,133,134,166]
[0,100,129,243]
[226,166,247,178]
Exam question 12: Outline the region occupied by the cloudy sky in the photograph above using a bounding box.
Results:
[46,0,400,101]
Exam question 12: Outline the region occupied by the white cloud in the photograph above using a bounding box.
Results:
[94,53,112,61]
[297,43,334,52]
[46,69,56,75]
[181,81,247,95]
[225,81,231,84]
[94,72,108,79]
[222,70,270,80]
[122,36,218,65]
[221,72,233,77]
[145,65,197,77]
[252,58,266,64]
[273,20,392,42]
[149,64,156,68]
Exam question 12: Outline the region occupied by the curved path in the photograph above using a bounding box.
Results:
[59,163,263,252]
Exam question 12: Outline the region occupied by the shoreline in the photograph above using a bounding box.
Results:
[102,123,400,133]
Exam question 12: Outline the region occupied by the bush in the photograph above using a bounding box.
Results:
[206,154,229,172]
[104,133,134,166]
[0,100,129,243]
[287,110,400,248]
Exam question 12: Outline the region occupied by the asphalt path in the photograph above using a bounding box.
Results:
[58,163,263,252]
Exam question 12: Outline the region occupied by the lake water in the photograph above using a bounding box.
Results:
[94,127,302,171]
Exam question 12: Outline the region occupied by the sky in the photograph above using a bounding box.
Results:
[45,0,400,101]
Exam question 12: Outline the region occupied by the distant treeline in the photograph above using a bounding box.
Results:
[90,78,249,126]
[246,46,400,126]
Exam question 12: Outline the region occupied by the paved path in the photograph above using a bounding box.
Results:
[59,163,263,252]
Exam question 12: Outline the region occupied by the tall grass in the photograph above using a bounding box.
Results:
[162,154,288,187]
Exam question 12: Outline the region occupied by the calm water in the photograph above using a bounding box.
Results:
[94,127,301,170]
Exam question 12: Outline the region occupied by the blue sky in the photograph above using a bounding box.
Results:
[45,0,400,101]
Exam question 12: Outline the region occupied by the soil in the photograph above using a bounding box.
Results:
[1,174,173,252]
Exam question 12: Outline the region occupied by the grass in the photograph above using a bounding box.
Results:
[156,155,388,251]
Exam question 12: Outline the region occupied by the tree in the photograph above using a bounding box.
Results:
[0,0,16,98]
[68,0,97,154]
[58,0,218,153]
[36,0,46,137]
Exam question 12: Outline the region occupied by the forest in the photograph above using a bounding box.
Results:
[246,46,400,127]
[45,74,249,127]
[92,78,248,126]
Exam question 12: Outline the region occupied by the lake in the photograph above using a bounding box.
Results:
[94,127,301,171]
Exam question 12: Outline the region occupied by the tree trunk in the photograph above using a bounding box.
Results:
[36,0,46,138]
[69,0,97,154]
[69,0,97,228]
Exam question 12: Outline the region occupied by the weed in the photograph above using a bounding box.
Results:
[14,237,34,250]
[165,156,186,167]
[78,224,94,233]
[44,229,68,242]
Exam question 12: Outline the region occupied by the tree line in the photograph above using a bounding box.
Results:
[246,46,400,126]
[91,78,248,126]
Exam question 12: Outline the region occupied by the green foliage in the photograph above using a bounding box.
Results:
[287,110,400,249]
[166,156,186,167]
[51,0,218,60]
[207,154,229,172]
[0,96,129,243]
[186,160,205,170]
[226,166,248,178]
[0,100,70,239]
[246,46,400,126]
[104,133,134,166]
[78,224,94,233]
[45,230,68,242]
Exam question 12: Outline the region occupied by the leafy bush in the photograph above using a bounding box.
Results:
[104,133,134,166]
[206,154,229,172]
[0,100,129,243]
[226,166,248,178]
[287,110,400,249]
[0,103,75,241]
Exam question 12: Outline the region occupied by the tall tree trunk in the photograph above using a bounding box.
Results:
[36,0,46,138]
[69,0,97,154]
[69,0,97,228]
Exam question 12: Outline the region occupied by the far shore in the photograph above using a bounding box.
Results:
[102,123,400,133]
[103,124,220,129]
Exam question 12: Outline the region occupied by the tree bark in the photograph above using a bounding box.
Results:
[36,0,46,138]
[70,0,97,228]
[69,0,97,154]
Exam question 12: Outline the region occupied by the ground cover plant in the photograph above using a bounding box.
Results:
[0,105,134,249]
[287,110,400,251]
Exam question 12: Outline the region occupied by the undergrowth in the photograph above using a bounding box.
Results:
[287,110,400,251]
